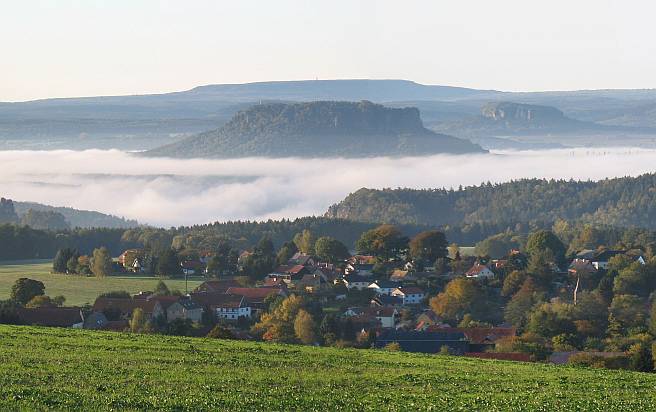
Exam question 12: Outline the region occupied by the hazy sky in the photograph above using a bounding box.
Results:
[2,0,655,101]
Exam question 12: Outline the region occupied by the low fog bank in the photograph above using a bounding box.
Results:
[0,148,654,227]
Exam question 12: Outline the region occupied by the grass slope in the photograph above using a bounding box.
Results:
[1,325,656,411]
[0,260,203,305]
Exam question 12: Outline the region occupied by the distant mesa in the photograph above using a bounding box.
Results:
[144,100,486,158]
[481,102,568,126]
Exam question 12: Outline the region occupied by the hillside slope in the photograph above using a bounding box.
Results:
[1,325,655,410]
[145,101,486,158]
[326,173,656,228]
[12,201,138,229]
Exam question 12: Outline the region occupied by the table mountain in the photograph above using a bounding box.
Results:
[144,101,486,158]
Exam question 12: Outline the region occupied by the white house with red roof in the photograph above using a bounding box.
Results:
[465,263,495,279]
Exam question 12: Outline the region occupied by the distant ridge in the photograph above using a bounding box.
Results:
[12,201,139,229]
[144,100,486,158]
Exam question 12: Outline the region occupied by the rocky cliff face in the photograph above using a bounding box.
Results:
[0,198,19,224]
[481,102,566,125]
[222,101,425,136]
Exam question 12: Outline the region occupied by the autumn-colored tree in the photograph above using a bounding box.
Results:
[501,270,527,297]
[25,295,56,308]
[294,309,317,344]
[429,278,484,324]
[91,247,113,278]
[252,295,306,343]
[130,308,146,333]
[293,230,316,255]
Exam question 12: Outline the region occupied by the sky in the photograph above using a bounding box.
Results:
[1,0,656,101]
[0,148,654,227]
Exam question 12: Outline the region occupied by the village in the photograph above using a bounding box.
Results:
[6,225,653,369]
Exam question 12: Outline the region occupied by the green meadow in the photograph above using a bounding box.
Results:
[0,260,204,305]
[1,325,656,411]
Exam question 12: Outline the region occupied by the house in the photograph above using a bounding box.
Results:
[348,255,375,265]
[144,295,180,320]
[568,259,597,276]
[344,307,398,328]
[374,330,469,354]
[166,299,203,323]
[297,273,327,293]
[225,287,286,311]
[82,311,109,330]
[591,250,625,270]
[428,326,516,352]
[465,263,495,279]
[415,310,443,330]
[210,294,251,321]
[592,250,646,270]
[391,286,426,305]
[370,295,404,307]
[190,292,252,321]
[342,274,371,290]
[118,249,144,269]
[17,307,83,328]
[181,260,204,276]
[287,252,317,268]
[345,263,375,276]
[367,280,400,296]
[194,279,241,293]
[390,269,414,282]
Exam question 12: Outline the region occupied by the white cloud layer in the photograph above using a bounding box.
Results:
[1,148,655,227]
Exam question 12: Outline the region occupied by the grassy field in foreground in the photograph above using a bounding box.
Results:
[0,260,204,305]
[1,326,656,411]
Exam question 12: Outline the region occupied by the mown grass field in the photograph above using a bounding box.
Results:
[1,326,656,411]
[0,260,204,305]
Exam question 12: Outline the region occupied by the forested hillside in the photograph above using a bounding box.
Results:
[326,173,656,228]
[145,101,485,158]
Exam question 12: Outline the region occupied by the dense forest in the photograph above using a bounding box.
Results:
[326,173,656,228]
[145,101,485,158]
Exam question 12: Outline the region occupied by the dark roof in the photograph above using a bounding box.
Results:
[428,326,516,344]
[344,274,371,284]
[375,330,469,354]
[593,250,626,262]
[176,299,202,310]
[17,307,82,327]
[370,280,400,289]
[371,295,403,307]
[396,286,424,295]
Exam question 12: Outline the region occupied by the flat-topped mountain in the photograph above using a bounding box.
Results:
[481,102,572,126]
[145,101,486,158]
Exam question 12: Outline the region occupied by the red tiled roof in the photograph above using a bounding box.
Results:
[225,287,283,301]
[466,264,492,276]
[194,280,241,293]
